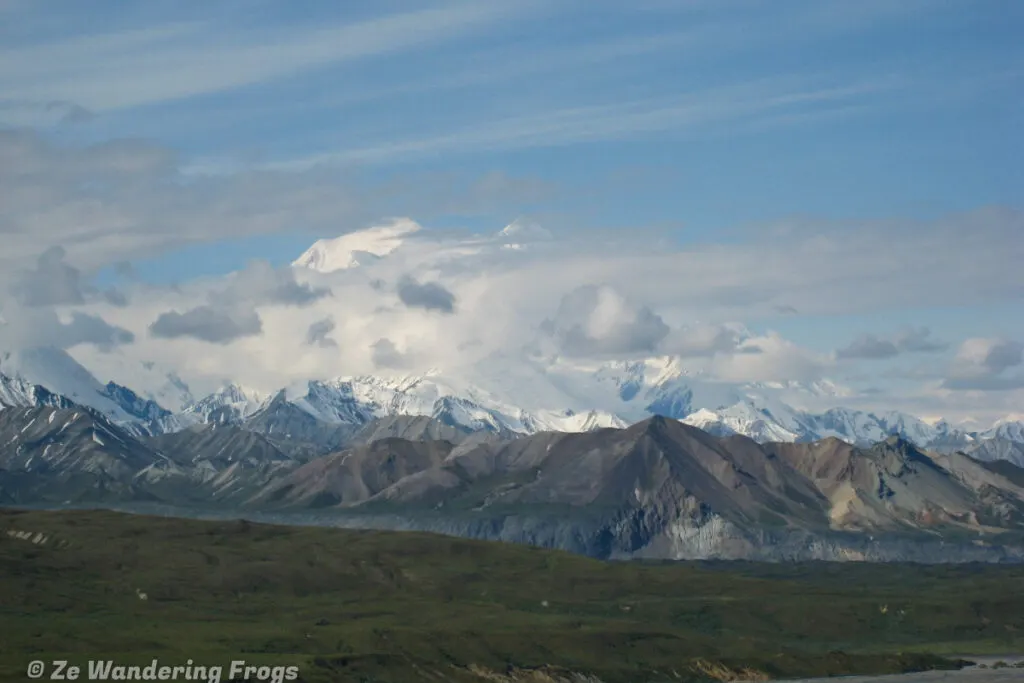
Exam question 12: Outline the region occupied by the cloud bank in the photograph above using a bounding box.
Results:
[0,133,1021,424]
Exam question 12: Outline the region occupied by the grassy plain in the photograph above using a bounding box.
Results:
[2,508,1023,682]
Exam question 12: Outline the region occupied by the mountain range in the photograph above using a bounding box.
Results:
[1,343,1024,562]
[3,396,1024,562]
[1,345,1020,467]
[2,286,1023,562]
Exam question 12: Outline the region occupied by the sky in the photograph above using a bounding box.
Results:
[0,0,1022,424]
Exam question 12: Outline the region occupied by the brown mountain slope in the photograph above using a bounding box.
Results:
[246,419,1024,560]
[253,437,456,508]
[763,436,1024,532]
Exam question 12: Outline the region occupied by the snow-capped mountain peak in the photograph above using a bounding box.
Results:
[257,371,627,437]
[497,217,551,242]
[292,218,421,272]
[0,372,74,411]
[0,347,136,422]
[180,383,267,424]
[982,418,1024,443]
[3,342,1022,464]
[0,347,187,436]
[681,401,802,442]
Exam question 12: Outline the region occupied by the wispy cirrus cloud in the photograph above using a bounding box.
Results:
[40,0,945,147]
[0,130,556,275]
[264,76,899,169]
[0,2,545,114]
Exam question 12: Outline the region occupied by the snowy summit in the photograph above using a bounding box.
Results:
[292,219,421,273]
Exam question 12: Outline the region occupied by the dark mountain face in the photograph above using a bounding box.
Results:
[2,409,1024,562]
[239,412,504,462]
[32,386,77,410]
[981,459,1024,488]
[101,382,173,428]
[0,406,178,504]
[967,439,1024,468]
[143,423,308,503]
[241,391,358,453]
[149,423,295,468]
[0,372,76,411]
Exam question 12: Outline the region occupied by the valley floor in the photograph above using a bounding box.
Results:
[2,508,1024,683]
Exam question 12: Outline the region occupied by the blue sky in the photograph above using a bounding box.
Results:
[0,0,1022,420]
[5,1,1021,231]
[8,2,1018,258]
